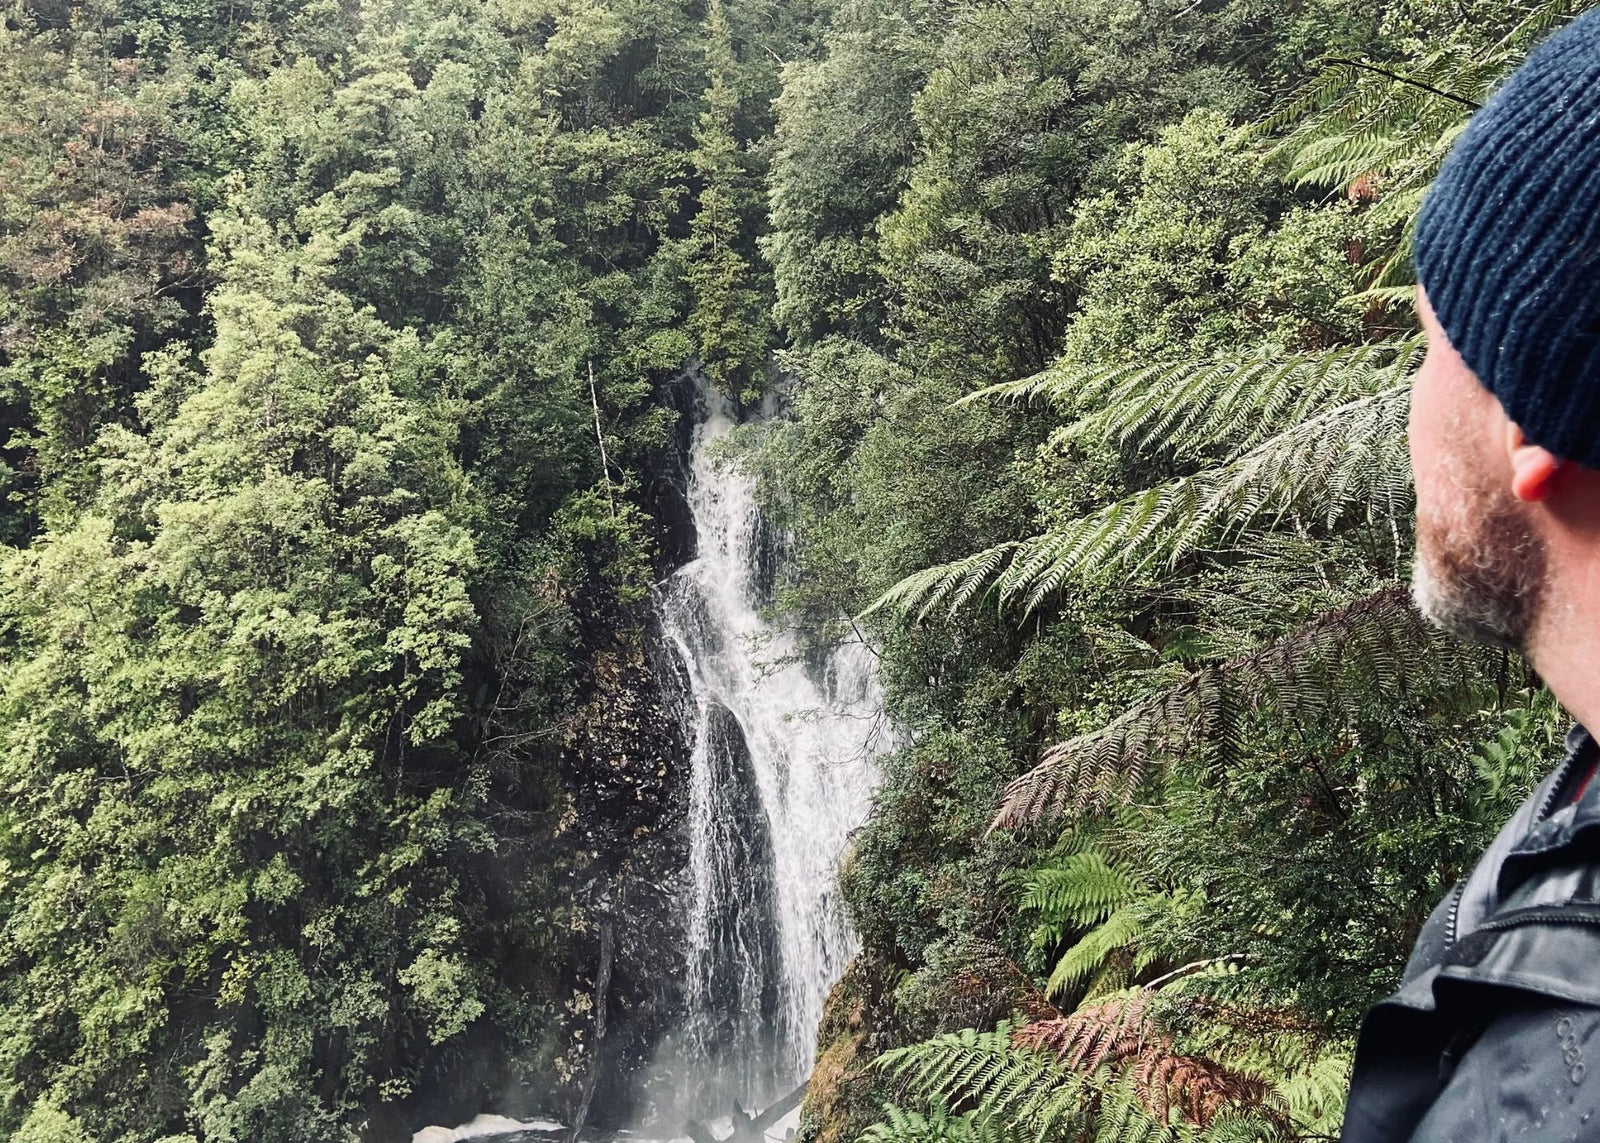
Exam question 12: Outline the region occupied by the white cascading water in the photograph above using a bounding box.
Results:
[656,386,890,1117]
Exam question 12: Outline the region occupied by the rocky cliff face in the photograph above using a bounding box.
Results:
[555,627,694,1128]
[547,371,702,1128]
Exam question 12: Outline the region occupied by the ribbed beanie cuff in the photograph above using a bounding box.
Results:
[1415,8,1600,468]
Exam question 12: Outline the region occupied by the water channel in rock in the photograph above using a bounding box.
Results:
[415,382,890,1142]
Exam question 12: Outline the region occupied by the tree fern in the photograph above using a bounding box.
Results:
[870,1028,1096,1142]
[1460,694,1567,821]
[877,1025,1085,1123]
[867,540,1023,622]
[962,339,1423,464]
[1250,0,1597,282]
[991,587,1503,827]
[848,22,1588,1143]
[1191,1114,1281,1143]
[1047,904,1152,998]
[1133,1050,1282,1131]
[868,386,1410,620]
[1271,1053,1350,1132]
[1469,708,1533,801]
[1091,1072,1166,1143]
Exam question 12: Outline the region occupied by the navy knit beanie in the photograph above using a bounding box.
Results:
[1415,7,1600,469]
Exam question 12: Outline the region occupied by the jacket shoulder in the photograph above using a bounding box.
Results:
[1408,1001,1600,1143]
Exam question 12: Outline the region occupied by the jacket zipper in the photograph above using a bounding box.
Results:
[1472,902,1600,932]
[1444,878,1468,944]
[1536,747,1585,822]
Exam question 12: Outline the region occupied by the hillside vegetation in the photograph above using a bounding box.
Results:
[751,0,1592,1139]
[0,0,1590,1139]
[0,0,804,1135]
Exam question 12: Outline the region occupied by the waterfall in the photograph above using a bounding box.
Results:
[654,385,890,1117]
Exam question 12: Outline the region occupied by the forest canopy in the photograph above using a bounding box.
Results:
[0,0,1590,1139]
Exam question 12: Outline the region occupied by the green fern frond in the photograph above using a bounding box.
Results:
[879,1025,1026,1105]
[991,587,1500,827]
[1272,1052,1351,1130]
[1469,708,1532,799]
[859,1102,1009,1143]
[1192,1111,1279,1143]
[870,998,1343,1143]
[1022,851,1146,944]
[1047,905,1149,998]
[1090,1072,1164,1143]
[996,672,1225,825]
[1462,696,1566,821]
[964,340,1421,466]
[1244,60,1376,141]
[875,386,1411,620]
[861,541,1020,621]
[1257,0,1597,213]
[1349,283,1418,308]
[1238,0,1597,312]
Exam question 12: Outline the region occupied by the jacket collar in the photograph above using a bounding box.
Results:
[1497,724,1600,896]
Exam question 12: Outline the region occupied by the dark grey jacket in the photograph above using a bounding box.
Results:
[1344,727,1600,1142]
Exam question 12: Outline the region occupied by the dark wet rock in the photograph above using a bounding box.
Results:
[558,624,695,1128]
[641,369,700,578]
[685,702,784,1099]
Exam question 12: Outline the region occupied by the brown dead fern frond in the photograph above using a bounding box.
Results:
[1133,1047,1285,1128]
[1013,989,1156,1072]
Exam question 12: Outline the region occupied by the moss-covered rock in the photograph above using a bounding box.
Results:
[798,954,901,1143]
[799,939,1055,1143]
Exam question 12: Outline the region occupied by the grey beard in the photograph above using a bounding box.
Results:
[1412,553,1523,649]
[1411,502,1547,651]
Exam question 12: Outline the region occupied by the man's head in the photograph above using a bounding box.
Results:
[1409,9,1600,664]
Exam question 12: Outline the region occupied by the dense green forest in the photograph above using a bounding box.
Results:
[0,0,811,1135]
[0,0,1591,1138]
[765,1,1592,1140]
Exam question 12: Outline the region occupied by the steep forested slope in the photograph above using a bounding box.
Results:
[0,0,804,1137]
[751,1,1595,1140]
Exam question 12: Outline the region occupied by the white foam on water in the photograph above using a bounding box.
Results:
[410,1114,568,1142]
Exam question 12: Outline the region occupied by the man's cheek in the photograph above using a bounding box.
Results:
[1409,403,1450,514]
[1408,359,1448,470]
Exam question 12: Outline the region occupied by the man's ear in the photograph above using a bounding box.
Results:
[1507,422,1563,502]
